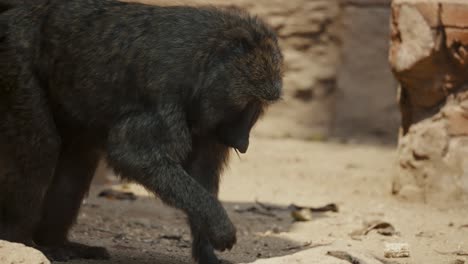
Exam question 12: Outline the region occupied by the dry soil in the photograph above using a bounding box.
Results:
[60,136,468,264]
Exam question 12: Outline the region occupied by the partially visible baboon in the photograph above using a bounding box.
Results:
[0,0,283,263]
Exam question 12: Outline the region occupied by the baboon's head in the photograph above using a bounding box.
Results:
[194,10,283,153]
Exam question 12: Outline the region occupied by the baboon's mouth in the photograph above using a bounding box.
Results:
[233,140,249,154]
[216,126,250,154]
[222,136,249,154]
[218,136,249,154]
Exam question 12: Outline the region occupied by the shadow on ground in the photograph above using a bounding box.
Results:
[57,187,332,264]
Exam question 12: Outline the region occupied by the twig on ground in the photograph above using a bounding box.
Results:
[373,256,401,264]
[234,206,277,217]
[282,241,333,251]
[255,200,339,213]
[435,249,468,256]
[327,251,365,264]
[235,201,339,220]
[327,251,390,264]
[255,200,286,211]
[159,234,182,241]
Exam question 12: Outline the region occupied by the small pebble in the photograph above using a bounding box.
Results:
[291,208,313,221]
[384,242,410,258]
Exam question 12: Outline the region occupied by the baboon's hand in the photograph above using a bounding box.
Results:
[206,214,237,252]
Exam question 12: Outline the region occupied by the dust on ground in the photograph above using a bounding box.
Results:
[58,136,468,264]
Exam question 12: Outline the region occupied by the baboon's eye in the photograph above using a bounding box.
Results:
[233,42,247,55]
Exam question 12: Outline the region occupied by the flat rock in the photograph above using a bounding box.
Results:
[0,240,50,264]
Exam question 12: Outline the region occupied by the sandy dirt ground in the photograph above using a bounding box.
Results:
[56,136,468,264]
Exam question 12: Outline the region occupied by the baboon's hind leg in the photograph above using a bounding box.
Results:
[34,137,109,261]
[0,85,61,246]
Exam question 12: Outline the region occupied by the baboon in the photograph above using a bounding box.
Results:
[0,0,283,263]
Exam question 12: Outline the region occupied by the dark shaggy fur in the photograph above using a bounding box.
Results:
[0,0,283,263]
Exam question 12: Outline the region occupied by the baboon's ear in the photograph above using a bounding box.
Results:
[207,27,255,65]
[224,27,255,54]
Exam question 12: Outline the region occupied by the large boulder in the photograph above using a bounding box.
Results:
[389,0,468,204]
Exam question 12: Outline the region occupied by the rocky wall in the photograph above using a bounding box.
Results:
[389,0,468,204]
